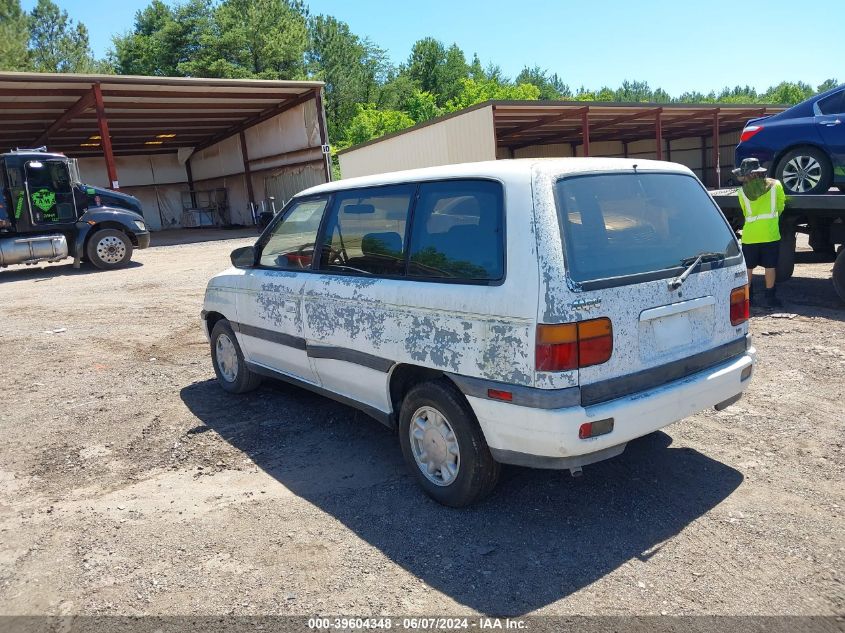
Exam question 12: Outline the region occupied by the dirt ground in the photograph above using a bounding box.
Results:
[0,231,842,618]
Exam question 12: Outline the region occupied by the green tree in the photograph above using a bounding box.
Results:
[762,81,814,105]
[403,89,442,123]
[307,15,390,142]
[445,77,540,111]
[515,66,569,100]
[342,103,414,147]
[29,0,106,73]
[0,0,30,71]
[406,38,468,107]
[816,78,839,93]
[111,0,214,76]
[184,0,308,78]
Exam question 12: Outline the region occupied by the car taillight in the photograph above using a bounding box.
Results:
[730,285,750,325]
[536,318,613,372]
[740,125,763,142]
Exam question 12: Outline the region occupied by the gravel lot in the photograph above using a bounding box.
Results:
[0,232,842,617]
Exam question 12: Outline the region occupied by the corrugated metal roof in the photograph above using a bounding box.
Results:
[0,71,324,157]
[337,99,788,155]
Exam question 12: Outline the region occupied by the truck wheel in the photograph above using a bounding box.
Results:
[398,379,500,507]
[775,147,833,195]
[210,320,262,394]
[776,227,796,282]
[86,229,133,269]
[833,249,845,303]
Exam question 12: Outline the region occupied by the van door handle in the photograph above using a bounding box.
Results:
[819,119,841,126]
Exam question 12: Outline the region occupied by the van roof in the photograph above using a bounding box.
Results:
[300,158,694,197]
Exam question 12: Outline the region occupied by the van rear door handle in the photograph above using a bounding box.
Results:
[819,119,841,126]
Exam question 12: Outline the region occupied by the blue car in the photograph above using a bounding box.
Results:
[736,84,845,194]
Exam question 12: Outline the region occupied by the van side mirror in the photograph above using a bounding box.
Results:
[230,245,256,268]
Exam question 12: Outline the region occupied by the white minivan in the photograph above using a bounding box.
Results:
[202,158,755,506]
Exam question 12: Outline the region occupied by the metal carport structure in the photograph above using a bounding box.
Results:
[338,101,787,187]
[0,72,331,229]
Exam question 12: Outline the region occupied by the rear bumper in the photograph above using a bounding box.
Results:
[735,145,776,171]
[468,347,756,469]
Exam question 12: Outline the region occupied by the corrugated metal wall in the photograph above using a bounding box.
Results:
[515,130,743,187]
[261,162,326,209]
[338,106,497,178]
[72,99,326,229]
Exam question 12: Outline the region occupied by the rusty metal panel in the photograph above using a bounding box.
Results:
[338,106,496,178]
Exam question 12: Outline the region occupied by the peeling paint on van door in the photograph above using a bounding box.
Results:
[236,269,319,384]
[301,172,539,408]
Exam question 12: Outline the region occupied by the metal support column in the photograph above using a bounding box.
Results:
[655,109,663,161]
[314,88,332,182]
[712,111,721,188]
[92,83,118,189]
[581,108,590,157]
[239,130,255,206]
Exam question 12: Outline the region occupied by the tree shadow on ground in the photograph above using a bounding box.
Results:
[181,379,743,615]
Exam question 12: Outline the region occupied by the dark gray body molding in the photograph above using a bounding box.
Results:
[245,361,395,429]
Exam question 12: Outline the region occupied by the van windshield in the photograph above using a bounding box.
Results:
[554,172,740,284]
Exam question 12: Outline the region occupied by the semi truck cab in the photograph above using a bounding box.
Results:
[0,148,150,270]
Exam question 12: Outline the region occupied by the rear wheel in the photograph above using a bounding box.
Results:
[833,248,845,303]
[399,379,499,507]
[775,147,833,194]
[210,320,262,394]
[86,229,133,269]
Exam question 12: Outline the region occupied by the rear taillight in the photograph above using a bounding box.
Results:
[740,125,763,143]
[536,318,613,372]
[730,285,750,325]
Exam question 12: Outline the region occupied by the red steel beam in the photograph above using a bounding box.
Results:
[655,109,663,160]
[93,83,119,189]
[497,106,588,141]
[196,89,318,152]
[239,130,256,206]
[582,108,590,157]
[314,88,332,182]
[587,108,661,135]
[31,90,96,146]
[712,110,721,189]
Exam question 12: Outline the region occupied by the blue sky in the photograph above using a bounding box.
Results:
[21,0,841,95]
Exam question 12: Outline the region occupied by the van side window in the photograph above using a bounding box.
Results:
[817,91,843,115]
[408,180,504,281]
[318,185,414,276]
[258,197,328,269]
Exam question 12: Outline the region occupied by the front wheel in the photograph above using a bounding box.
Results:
[210,320,262,394]
[86,229,133,269]
[398,379,500,507]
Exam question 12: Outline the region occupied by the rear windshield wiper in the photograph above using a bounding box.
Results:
[668,251,725,290]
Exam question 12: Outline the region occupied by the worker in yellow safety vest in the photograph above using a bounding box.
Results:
[733,158,786,308]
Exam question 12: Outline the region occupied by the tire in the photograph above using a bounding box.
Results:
[833,249,845,303]
[776,226,796,282]
[398,379,500,507]
[86,228,133,269]
[210,320,262,394]
[775,146,833,195]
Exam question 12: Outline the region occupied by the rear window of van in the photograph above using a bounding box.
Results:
[554,172,739,284]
